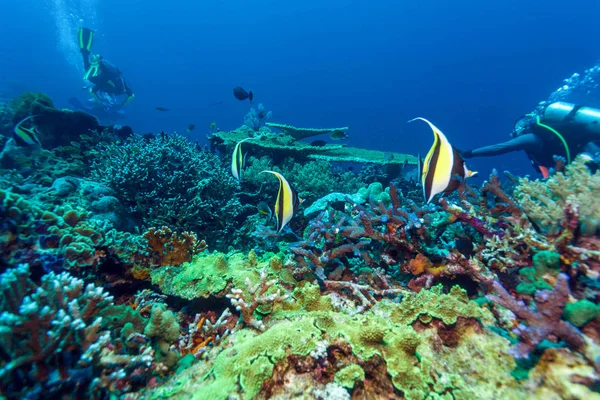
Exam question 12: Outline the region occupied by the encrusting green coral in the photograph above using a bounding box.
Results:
[387,284,494,326]
[514,156,600,235]
[142,282,515,400]
[150,251,292,300]
[334,364,365,389]
[563,300,598,327]
[516,251,561,295]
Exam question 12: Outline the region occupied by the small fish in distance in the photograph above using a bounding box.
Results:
[330,130,349,140]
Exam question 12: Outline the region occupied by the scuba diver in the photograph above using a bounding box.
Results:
[78,27,135,108]
[462,102,600,177]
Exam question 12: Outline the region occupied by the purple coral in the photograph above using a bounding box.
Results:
[486,273,588,360]
[243,103,272,131]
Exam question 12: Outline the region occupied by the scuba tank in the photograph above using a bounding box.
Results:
[543,102,600,135]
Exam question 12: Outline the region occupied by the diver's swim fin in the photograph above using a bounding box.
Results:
[78,27,94,53]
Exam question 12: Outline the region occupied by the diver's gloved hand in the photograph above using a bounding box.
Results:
[589,152,600,169]
[579,152,600,174]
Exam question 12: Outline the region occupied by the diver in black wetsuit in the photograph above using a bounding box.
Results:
[78,27,135,107]
[462,102,600,177]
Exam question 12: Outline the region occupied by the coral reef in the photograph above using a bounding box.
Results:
[9,92,99,149]
[90,133,250,249]
[515,156,600,235]
[243,156,367,204]
[0,265,172,398]
[1,92,599,399]
[143,226,207,267]
[487,273,598,366]
[209,125,417,167]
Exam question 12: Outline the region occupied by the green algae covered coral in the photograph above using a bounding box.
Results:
[149,317,323,399]
[563,300,598,327]
[514,157,600,235]
[150,251,292,300]
[389,284,494,326]
[516,250,561,295]
[142,284,512,400]
[151,252,254,299]
[335,364,365,389]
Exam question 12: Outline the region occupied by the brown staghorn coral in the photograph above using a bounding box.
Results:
[486,273,599,369]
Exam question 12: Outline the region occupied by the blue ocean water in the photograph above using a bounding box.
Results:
[1,0,600,177]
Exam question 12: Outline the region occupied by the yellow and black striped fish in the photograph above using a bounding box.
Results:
[410,117,476,203]
[261,171,302,232]
[13,115,42,146]
[231,138,251,181]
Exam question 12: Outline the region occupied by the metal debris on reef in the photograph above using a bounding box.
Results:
[0,93,599,400]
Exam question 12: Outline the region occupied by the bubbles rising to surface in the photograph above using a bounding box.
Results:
[47,0,100,73]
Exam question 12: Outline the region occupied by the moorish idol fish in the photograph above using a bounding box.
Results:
[13,115,42,146]
[409,117,477,203]
[261,170,302,232]
[231,138,251,181]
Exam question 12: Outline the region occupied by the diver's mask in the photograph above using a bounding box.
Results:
[511,115,535,137]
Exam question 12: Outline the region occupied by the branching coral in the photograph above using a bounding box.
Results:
[323,280,405,311]
[178,308,234,358]
[486,273,598,368]
[291,183,439,287]
[291,209,371,281]
[0,264,113,388]
[226,269,289,331]
[90,133,250,249]
[131,289,167,317]
[515,157,600,236]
